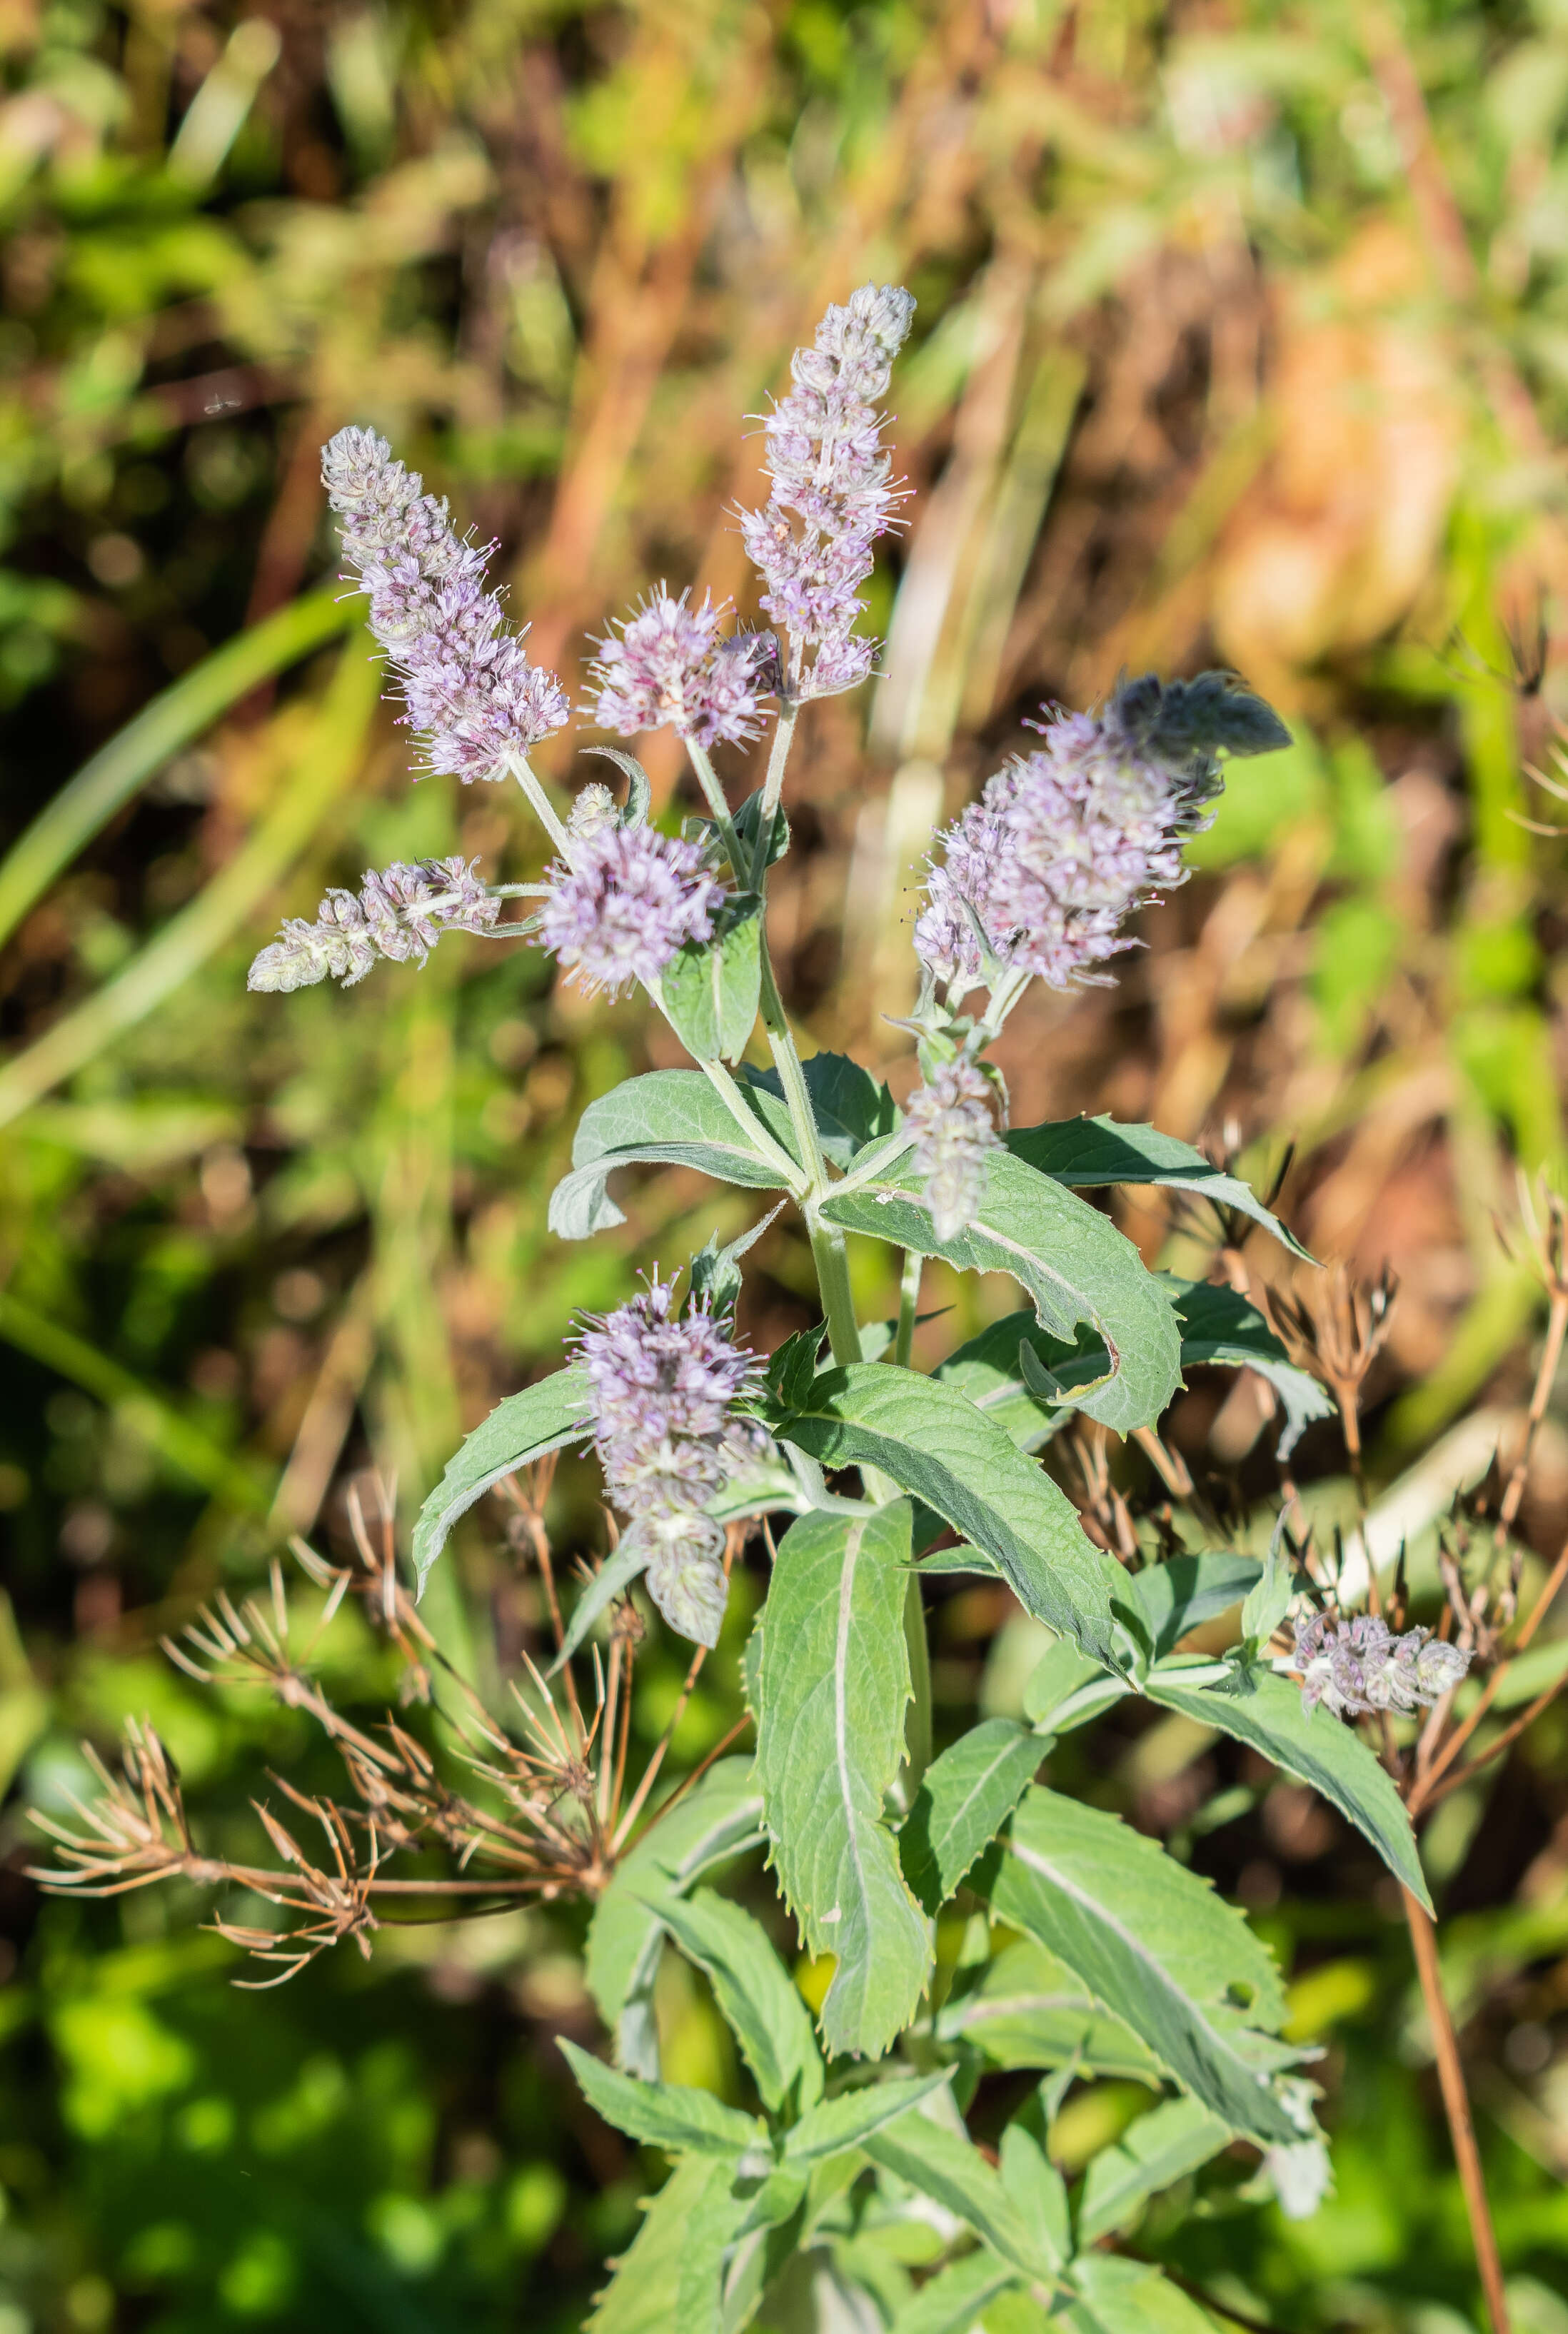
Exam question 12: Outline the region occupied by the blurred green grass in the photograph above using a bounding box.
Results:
[5,1,1568,2327]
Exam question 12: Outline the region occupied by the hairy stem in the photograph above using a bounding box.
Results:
[808,1214,864,1364]
[894,1249,922,1369]
[506,752,573,858]
[685,738,748,880]
[754,700,798,885]
[1402,1887,1511,2334]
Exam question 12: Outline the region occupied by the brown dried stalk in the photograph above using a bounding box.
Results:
[29,1469,752,1982]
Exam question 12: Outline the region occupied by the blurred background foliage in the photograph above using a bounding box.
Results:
[6,0,1568,2326]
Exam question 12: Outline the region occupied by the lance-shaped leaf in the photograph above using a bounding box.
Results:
[821,1150,1179,1434]
[1007,1115,1312,1263]
[586,1759,765,2076]
[900,1719,1043,1916]
[887,2252,1021,2334]
[586,2156,748,2334]
[758,1366,1119,1666]
[935,1316,1108,1452]
[645,1889,823,2118]
[1075,2096,1232,2245]
[975,1788,1299,2145]
[411,1364,589,1593]
[1125,1554,1262,1660]
[1162,1277,1333,1460]
[549,1070,800,1242]
[861,2107,1061,2283]
[1064,2254,1222,2334]
[560,2039,765,2158]
[935,1938,1163,2081]
[660,896,763,1065]
[741,1052,898,1170]
[552,1529,652,1673]
[1145,1662,1431,1909]
[783,2071,953,2165]
[752,1503,933,2058]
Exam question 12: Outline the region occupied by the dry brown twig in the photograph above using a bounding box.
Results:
[29,1469,755,1979]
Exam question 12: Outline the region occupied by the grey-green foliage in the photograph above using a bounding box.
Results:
[585,1758,765,2076]
[585,2154,750,2334]
[976,1786,1302,2144]
[750,1501,933,2059]
[646,1890,823,2118]
[1145,1661,1429,1907]
[409,1362,588,1589]
[660,895,763,1062]
[757,1363,1122,1664]
[900,1718,1044,1914]
[548,1069,800,1240]
[1007,1111,1312,1262]
[1075,2095,1232,2244]
[820,1149,1181,1433]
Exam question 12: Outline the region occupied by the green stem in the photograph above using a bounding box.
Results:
[685,739,748,883]
[808,1212,864,1365]
[752,701,798,888]
[900,1571,933,1801]
[894,1249,923,1368]
[506,752,572,859]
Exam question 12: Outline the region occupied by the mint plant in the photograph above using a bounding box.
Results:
[40,282,1527,2333]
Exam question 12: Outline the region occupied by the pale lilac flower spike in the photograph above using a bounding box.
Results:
[742,282,915,701]
[915,673,1290,998]
[574,1273,759,1645]
[1294,1610,1472,1721]
[904,1057,999,1242]
[590,586,774,750]
[321,426,569,783]
[536,825,721,998]
[248,856,499,992]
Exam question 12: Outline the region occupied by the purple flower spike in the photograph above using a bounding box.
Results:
[590,586,774,750]
[903,1057,1000,1242]
[321,426,569,785]
[573,1273,757,1646]
[1293,1610,1472,1721]
[741,282,915,702]
[247,855,499,992]
[915,674,1287,1000]
[536,825,721,998]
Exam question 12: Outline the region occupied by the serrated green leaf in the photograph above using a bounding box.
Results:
[862,2104,1060,2283]
[822,1150,1180,1434]
[586,1759,765,2077]
[758,1366,1119,1666]
[731,785,791,873]
[999,2120,1070,2265]
[1126,1556,1263,1660]
[935,1317,1111,1452]
[586,2156,746,2334]
[743,1052,898,1170]
[551,1529,651,1674]
[1007,1116,1312,1262]
[783,2071,953,2163]
[661,897,763,1063]
[1063,2255,1222,2334]
[411,1365,589,1593]
[560,2038,765,2158]
[1075,2096,1232,2245]
[644,1888,823,2118]
[548,1070,800,1241]
[887,2252,1021,2334]
[1144,1664,1431,1909]
[975,1788,1298,2145]
[753,1502,933,2058]
[1160,1278,1332,1460]
[1240,1544,1292,1646]
[1021,1637,1131,1733]
[900,1719,1043,1915]
[934,1938,1164,2081]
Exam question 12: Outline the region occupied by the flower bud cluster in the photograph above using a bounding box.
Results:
[1293,1611,1472,1720]
[536,825,722,998]
[903,1057,1000,1242]
[742,283,915,700]
[589,587,774,750]
[915,674,1286,998]
[575,1274,760,1644]
[247,856,499,992]
[321,426,569,785]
